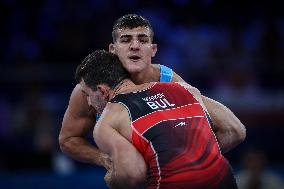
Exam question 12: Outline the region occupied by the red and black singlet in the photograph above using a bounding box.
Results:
[110,82,237,189]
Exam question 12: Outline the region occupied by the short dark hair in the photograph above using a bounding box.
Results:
[112,14,154,42]
[75,50,129,90]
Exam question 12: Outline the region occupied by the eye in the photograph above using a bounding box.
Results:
[120,38,130,43]
[139,38,149,43]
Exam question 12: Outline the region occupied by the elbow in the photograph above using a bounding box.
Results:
[58,134,71,154]
[217,122,246,153]
[237,123,246,144]
[234,122,246,144]
[230,122,246,148]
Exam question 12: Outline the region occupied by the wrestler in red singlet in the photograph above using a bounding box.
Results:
[110,82,238,189]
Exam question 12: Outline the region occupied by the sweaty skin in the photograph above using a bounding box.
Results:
[59,26,245,169]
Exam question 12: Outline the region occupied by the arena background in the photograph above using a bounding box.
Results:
[0,0,283,188]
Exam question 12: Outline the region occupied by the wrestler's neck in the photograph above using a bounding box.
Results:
[113,79,135,96]
[130,64,160,84]
[113,78,151,96]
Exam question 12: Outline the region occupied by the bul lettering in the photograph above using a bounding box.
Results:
[146,98,175,110]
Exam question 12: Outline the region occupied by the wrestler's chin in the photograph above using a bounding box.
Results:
[124,59,147,73]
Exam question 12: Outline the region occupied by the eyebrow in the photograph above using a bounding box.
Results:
[120,34,132,39]
[120,34,150,38]
[137,34,149,38]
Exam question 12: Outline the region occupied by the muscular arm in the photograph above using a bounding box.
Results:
[201,96,246,153]
[172,72,246,153]
[59,84,111,168]
[94,103,147,189]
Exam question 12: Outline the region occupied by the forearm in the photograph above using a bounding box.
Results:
[59,136,110,168]
[202,96,246,153]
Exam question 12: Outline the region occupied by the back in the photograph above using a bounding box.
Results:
[110,82,237,189]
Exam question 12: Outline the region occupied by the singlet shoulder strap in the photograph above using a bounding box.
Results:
[96,113,101,121]
[159,64,173,82]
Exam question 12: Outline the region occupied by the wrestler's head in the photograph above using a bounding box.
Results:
[75,50,128,113]
[109,14,157,74]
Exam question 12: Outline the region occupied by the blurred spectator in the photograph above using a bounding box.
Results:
[8,83,55,170]
[0,95,12,138]
[236,149,284,189]
[255,20,284,89]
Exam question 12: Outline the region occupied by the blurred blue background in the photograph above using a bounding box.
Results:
[0,0,283,188]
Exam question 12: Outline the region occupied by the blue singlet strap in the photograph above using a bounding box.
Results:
[96,113,101,121]
[159,64,173,82]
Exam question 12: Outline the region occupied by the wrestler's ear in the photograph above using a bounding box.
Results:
[97,85,111,99]
[109,43,116,54]
[151,43,157,57]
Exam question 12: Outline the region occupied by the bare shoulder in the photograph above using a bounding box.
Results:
[96,102,131,138]
[152,64,160,69]
[172,71,186,82]
[177,82,201,95]
[101,102,128,118]
[176,82,204,106]
[98,102,130,125]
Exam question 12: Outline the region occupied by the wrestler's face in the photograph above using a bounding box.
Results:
[79,80,108,114]
[109,27,157,74]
